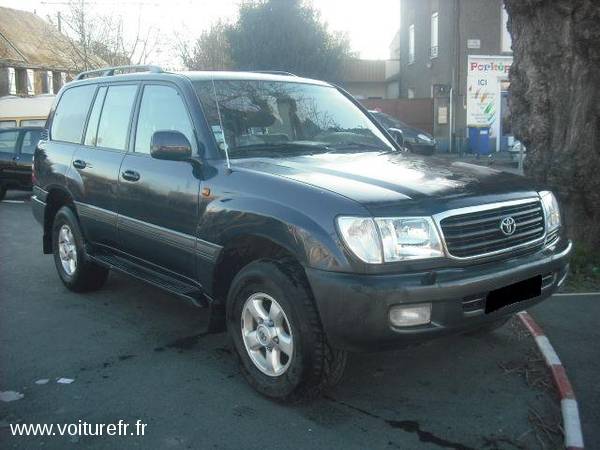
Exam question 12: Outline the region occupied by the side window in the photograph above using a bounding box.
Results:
[95,85,138,151]
[0,130,19,154]
[134,85,194,154]
[84,87,107,146]
[20,129,44,154]
[51,85,96,143]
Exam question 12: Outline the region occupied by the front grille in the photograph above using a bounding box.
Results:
[439,200,545,258]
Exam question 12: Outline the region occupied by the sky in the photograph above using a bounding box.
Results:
[0,0,400,68]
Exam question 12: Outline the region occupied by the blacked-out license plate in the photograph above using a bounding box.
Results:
[485,275,542,313]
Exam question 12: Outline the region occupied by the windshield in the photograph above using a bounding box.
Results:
[194,80,395,158]
[372,112,408,130]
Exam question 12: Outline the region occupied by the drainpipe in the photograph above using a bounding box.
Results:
[448,85,453,153]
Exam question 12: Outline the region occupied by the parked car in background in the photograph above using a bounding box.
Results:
[0,94,54,128]
[0,126,44,200]
[32,66,570,401]
[369,110,436,155]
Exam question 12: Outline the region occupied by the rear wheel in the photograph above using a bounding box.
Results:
[228,258,347,401]
[52,206,109,292]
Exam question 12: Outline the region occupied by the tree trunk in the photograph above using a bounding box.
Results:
[504,0,600,250]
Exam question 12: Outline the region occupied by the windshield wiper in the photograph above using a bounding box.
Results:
[326,141,390,152]
[229,142,332,158]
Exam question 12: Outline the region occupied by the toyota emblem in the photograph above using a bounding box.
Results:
[500,216,517,236]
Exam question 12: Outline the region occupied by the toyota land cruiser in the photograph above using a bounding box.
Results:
[32,66,571,400]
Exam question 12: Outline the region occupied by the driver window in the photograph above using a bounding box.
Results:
[134,85,194,154]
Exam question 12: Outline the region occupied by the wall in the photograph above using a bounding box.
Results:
[360,98,434,134]
[339,81,388,99]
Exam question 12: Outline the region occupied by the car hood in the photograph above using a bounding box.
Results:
[233,151,540,214]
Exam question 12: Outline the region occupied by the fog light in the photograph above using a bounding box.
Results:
[389,304,432,327]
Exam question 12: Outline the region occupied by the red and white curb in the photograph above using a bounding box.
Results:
[518,311,584,450]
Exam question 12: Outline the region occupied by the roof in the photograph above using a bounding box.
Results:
[181,71,330,86]
[0,6,105,71]
[0,94,55,118]
[339,59,386,83]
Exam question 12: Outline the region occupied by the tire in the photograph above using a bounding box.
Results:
[0,185,6,201]
[466,317,511,336]
[227,258,347,401]
[52,206,109,292]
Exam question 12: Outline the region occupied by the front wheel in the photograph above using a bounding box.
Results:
[0,185,6,201]
[227,258,347,401]
[52,206,109,292]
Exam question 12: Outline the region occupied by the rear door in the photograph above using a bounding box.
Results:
[64,83,139,246]
[116,82,201,278]
[0,129,20,188]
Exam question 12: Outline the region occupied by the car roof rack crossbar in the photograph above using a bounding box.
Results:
[75,65,164,80]
[251,70,298,77]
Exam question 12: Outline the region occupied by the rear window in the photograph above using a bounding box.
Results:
[51,85,96,143]
[0,120,17,129]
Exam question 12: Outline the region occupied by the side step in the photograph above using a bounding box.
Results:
[89,251,209,308]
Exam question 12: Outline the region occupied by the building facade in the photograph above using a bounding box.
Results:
[393,0,513,152]
[0,7,104,97]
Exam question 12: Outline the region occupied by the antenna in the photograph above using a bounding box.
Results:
[211,78,231,171]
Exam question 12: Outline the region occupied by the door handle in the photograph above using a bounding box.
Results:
[12,155,20,161]
[121,170,140,182]
[72,159,87,169]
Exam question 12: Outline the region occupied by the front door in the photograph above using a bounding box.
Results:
[116,82,201,279]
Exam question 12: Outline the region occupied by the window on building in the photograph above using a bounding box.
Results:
[51,84,96,143]
[408,24,415,64]
[95,85,138,150]
[7,68,16,95]
[407,88,415,99]
[430,12,439,58]
[501,6,512,52]
[134,85,194,154]
[42,71,53,94]
[26,69,35,95]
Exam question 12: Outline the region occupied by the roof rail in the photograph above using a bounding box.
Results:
[75,65,164,80]
[252,70,297,77]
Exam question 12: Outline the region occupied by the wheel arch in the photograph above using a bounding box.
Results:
[42,185,76,254]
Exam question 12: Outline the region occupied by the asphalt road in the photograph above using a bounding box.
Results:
[0,191,571,450]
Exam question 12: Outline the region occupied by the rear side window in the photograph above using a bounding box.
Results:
[134,85,194,154]
[51,85,96,143]
[0,130,19,153]
[20,129,44,154]
[0,120,17,128]
[84,87,107,146]
[95,85,137,151]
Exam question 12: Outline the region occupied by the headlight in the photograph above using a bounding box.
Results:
[417,133,432,143]
[337,217,382,263]
[540,191,561,233]
[337,216,444,263]
[375,217,444,261]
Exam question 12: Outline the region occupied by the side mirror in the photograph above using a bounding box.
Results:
[388,128,404,148]
[150,130,192,161]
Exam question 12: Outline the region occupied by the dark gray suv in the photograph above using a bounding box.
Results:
[32,65,571,400]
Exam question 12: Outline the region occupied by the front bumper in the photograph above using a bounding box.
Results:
[306,239,571,352]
